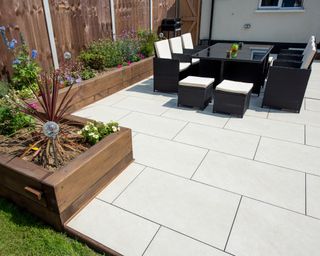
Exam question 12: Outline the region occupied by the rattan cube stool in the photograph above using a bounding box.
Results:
[178,76,215,110]
[213,80,253,117]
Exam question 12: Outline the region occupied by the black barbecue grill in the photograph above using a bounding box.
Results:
[161,18,182,38]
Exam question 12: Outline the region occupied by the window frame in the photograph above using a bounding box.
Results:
[258,0,304,10]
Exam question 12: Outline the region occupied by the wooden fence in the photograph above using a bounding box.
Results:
[0,0,176,76]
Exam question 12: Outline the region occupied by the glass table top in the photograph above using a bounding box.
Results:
[193,43,274,63]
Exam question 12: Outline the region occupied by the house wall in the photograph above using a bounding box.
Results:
[200,0,320,43]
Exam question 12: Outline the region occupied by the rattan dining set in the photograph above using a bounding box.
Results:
[153,33,317,117]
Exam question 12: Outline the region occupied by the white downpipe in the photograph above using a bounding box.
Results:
[42,0,59,69]
[149,0,153,31]
[110,0,116,41]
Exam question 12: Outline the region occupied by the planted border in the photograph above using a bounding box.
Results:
[0,116,133,231]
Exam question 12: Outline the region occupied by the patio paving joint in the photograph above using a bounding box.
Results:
[171,121,190,141]
[141,226,161,256]
[111,166,147,205]
[253,136,262,160]
[190,149,210,180]
[224,196,243,252]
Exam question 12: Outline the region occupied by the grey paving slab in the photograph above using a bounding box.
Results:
[133,134,207,178]
[114,168,241,249]
[174,122,260,159]
[193,150,305,213]
[306,125,320,147]
[144,227,231,256]
[306,174,320,219]
[118,112,187,139]
[255,137,320,175]
[162,107,229,128]
[92,93,128,107]
[97,163,145,203]
[67,199,159,256]
[226,198,320,256]
[226,115,304,143]
[306,98,320,112]
[73,105,131,122]
[268,109,320,126]
[245,94,270,118]
[112,96,174,116]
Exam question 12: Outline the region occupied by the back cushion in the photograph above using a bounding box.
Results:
[301,41,316,69]
[169,37,183,54]
[154,39,172,59]
[181,33,194,49]
[303,35,316,55]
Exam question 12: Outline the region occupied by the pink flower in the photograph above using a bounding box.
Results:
[127,61,131,66]
[117,64,122,69]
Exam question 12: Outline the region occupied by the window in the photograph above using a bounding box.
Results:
[259,0,303,9]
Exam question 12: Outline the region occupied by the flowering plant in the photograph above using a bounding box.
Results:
[79,121,120,145]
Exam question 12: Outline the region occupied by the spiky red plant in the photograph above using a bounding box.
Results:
[14,71,84,168]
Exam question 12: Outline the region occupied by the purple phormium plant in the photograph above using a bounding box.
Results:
[15,71,78,168]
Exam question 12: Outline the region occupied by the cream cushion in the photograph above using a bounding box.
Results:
[192,58,200,64]
[216,80,253,95]
[303,35,316,55]
[301,41,316,69]
[154,39,172,59]
[181,33,194,49]
[179,62,191,72]
[169,37,183,54]
[179,76,215,88]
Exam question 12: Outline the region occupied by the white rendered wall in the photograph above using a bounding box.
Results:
[200,0,320,43]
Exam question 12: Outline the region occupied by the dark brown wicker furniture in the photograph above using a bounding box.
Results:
[153,39,191,93]
[178,76,215,110]
[213,80,253,118]
[262,41,317,113]
[193,43,273,95]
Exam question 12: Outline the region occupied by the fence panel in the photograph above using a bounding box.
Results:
[0,0,53,77]
[114,0,150,37]
[49,0,113,63]
[153,0,176,33]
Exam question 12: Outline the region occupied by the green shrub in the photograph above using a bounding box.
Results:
[0,81,10,98]
[78,51,105,71]
[80,68,95,80]
[138,30,158,57]
[0,102,34,136]
[78,121,120,145]
[12,45,41,92]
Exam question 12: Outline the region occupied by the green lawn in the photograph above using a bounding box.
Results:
[0,198,102,256]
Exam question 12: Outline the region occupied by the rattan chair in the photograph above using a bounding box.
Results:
[262,41,317,112]
[153,39,191,92]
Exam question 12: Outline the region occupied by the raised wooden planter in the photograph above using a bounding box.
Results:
[0,116,133,231]
[59,57,153,113]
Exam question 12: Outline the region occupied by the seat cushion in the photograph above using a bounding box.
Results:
[169,37,183,54]
[179,76,215,88]
[192,58,200,64]
[179,62,191,72]
[181,33,194,49]
[154,39,172,59]
[216,80,253,94]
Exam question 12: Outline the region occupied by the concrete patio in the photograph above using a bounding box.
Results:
[67,61,320,256]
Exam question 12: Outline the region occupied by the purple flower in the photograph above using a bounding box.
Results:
[75,77,82,83]
[31,49,38,59]
[9,39,17,49]
[12,59,21,65]
[0,26,5,31]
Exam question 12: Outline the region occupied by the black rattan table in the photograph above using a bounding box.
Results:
[193,43,273,95]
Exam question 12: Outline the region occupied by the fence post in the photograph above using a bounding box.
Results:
[149,0,153,31]
[109,0,116,41]
[42,0,59,69]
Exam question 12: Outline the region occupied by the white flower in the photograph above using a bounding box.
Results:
[112,126,117,132]
[84,126,89,131]
[77,130,82,135]
[117,127,120,131]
